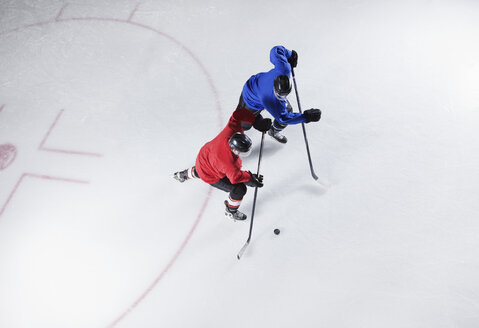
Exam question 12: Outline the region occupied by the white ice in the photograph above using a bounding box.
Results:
[1,0,479,327]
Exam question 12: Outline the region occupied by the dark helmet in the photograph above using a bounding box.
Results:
[273,75,292,100]
[229,132,252,155]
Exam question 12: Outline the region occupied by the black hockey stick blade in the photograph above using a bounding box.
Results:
[237,240,250,260]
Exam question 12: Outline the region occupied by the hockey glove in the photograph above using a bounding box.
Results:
[288,50,298,68]
[245,173,264,188]
[253,117,272,132]
[303,108,321,123]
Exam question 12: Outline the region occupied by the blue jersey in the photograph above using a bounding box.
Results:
[242,46,306,125]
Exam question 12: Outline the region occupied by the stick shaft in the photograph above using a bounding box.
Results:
[237,131,266,259]
[291,67,319,180]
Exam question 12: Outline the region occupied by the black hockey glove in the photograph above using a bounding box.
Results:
[253,117,272,132]
[288,50,298,68]
[245,173,264,188]
[303,108,321,123]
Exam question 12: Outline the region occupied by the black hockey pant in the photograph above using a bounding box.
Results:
[236,93,293,132]
[210,177,247,202]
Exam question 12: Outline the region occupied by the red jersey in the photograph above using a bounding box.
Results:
[195,108,256,184]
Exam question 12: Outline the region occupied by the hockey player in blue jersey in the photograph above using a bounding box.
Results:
[237,45,321,143]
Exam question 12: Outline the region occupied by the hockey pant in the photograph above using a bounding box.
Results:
[210,177,247,211]
[236,93,293,132]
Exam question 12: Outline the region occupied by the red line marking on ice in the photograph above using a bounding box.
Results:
[127,3,140,22]
[0,173,89,217]
[0,18,223,127]
[0,21,55,36]
[0,104,4,112]
[0,13,223,326]
[0,16,224,127]
[56,4,68,21]
[39,109,103,157]
[107,187,212,328]
[0,143,17,170]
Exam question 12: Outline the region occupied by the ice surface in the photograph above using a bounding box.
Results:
[1,1,479,327]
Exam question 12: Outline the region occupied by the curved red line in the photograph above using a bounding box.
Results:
[0,18,224,127]
[1,15,223,327]
[107,187,212,328]
[63,17,225,126]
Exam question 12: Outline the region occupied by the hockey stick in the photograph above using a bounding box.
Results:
[237,131,266,260]
[291,67,319,181]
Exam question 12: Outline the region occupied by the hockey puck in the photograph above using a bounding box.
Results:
[274,228,280,235]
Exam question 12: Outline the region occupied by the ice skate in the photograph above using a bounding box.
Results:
[268,127,287,144]
[173,169,188,182]
[224,201,247,221]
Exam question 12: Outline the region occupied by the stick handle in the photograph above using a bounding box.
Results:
[291,67,319,180]
[237,131,266,259]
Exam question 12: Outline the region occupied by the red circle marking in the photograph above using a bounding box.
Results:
[1,12,221,327]
[0,143,17,170]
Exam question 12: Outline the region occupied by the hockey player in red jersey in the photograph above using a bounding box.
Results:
[173,107,271,220]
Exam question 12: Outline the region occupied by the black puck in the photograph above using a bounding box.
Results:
[274,228,280,235]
